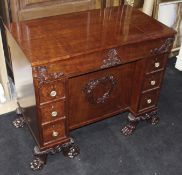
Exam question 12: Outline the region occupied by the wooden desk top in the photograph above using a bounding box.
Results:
[7,5,175,66]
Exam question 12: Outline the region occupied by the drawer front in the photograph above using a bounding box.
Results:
[48,39,167,77]
[146,55,167,73]
[142,71,163,91]
[39,80,65,104]
[40,100,65,124]
[139,90,158,111]
[42,119,66,144]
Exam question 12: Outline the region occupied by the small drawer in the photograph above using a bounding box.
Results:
[42,119,66,144]
[40,100,65,124]
[139,90,158,111]
[146,55,167,73]
[142,71,163,91]
[39,80,65,103]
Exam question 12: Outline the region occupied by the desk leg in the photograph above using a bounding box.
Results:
[30,146,48,171]
[30,138,80,170]
[121,113,139,136]
[12,106,25,128]
[62,138,80,159]
[142,111,159,125]
[121,110,159,136]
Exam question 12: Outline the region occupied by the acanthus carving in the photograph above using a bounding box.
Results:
[101,48,121,69]
[33,66,64,84]
[151,38,175,55]
[83,75,116,104]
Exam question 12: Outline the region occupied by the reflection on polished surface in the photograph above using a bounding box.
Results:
[6,4,176,170]
[7,5,174,66]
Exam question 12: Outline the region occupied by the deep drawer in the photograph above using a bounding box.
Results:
[42,118,67,144]
[40,100,65,124]
[142,71,163,91]
[145,54,167,73]
[139,90,159,111]
[39,80,65,104]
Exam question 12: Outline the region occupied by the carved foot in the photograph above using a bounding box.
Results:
[121,113,139,136]
[30,155,47,171]
[30,138,79,170]
[62,138,80,158]
[150,116,159,125]
[121,111,159,136]
[62,144,80,158]
[12,117,25,128]
[30,146,48,171]
[121,120,138,136]
[142,111,159,125]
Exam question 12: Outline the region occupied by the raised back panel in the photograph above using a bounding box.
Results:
[68,63,134,129]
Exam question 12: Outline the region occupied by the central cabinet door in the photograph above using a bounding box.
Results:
[68,64,134,129]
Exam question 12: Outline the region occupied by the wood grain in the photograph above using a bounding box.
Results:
[6,5,176,151]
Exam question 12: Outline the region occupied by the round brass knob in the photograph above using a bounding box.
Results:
[50,90,57,97]
[155,62,160,68]
[150,80,156,86]
[51,111,58,117]
[147,99,152,104]
[52,131,59,137]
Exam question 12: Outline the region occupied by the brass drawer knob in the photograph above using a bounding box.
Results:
[52,131,59,137]
[155,62,160,68]
[147,99,152,104]
[51,111,58,117]
[150,80,156,86]
[50,90,57,97]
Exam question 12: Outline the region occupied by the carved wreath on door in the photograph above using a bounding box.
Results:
[83,75,116,104]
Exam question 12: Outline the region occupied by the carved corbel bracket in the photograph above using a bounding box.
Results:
[151,37,175,55]
[33,66,64,85]
[101,48,122,69]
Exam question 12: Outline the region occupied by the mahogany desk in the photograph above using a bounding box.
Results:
[6,5,175,170]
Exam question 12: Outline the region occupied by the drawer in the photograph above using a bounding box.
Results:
[40,100,65,124]
[142,71,163,91]
[145,54,167,73]
[42,119,66,144]
[139,90,158,111]
[39,80,65,104]
[48,39,167,77]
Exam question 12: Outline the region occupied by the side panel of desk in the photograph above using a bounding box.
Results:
[6,30,41,146]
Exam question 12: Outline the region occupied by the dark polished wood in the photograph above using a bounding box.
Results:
[6,5,176,170]
[7,6,175,66]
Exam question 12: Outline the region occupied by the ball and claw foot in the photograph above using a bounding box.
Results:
[147,116,160,125]
[12,117,25,128]
[30,157,44,171]
[121,121,138,136]
[144,111,159,125]
[121,111,159,136]
[62,144,80,158]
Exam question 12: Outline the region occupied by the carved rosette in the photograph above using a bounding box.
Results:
[101,48,121,69]
[33,66,64,85]
[83,75,116,104]
[151,38,175,55]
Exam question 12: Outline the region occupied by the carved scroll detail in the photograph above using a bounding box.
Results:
[83,75,116,104]
[101,49,121,69]
[151,38,175,55]
[33,66,64,84]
